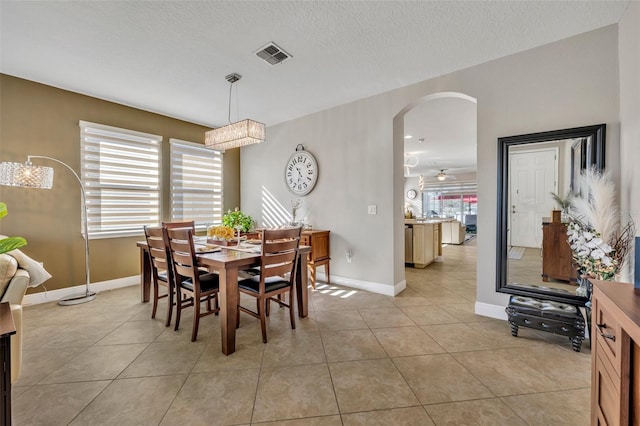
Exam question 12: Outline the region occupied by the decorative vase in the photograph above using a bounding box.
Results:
[575,275,590,298]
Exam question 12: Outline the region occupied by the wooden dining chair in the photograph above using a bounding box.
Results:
[165,227,220,342]
[237,227,302,343]
[143,226,175,327]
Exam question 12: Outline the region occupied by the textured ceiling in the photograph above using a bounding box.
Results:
[0,1,629,174]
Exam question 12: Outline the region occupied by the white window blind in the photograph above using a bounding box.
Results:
[80,121,161,239]
[169,139,223,229]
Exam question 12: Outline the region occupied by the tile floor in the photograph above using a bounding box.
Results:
[12,239,591,425]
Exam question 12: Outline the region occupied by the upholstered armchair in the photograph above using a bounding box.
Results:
[0,253,29,383]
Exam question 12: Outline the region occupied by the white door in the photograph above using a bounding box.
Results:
[509,148,558,248]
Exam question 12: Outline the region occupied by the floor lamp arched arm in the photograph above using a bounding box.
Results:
[27,155,95,305]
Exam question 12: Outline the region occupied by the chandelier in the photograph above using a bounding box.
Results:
[205,73,265,152]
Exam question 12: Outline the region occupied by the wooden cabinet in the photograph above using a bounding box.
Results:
[542,221,577,283]
[300,230,330,288]
[591,280,640,425]
[409,222,440,269]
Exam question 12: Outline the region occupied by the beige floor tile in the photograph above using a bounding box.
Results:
[96,318,168,345]
[329,359,419,413]
[70,375,186,425]
[118,340,207,378]
[15,346,87,386]
[252,364,339,422]
[341,406,434,425]
[502,387,591,425]
[400,305,460,325]
[261,330,326,367]
[192,340,264,372]
[439,302,494,322]
[421,322,533,352]
[425,398,527,425]
[255,415,343,425]
[373,326,445,357]
[358,307,415,328]
[23,321,122,348]
[453,345,591,396]
[12,381,110,425]
[161,369,259,425]
[314,310,369,330]
[393,354,493,404]
[40,344,148,383]
[321,329,387,362]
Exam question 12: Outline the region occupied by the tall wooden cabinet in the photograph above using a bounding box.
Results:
[300,230,330,288]
[542,221,577,283]
[591,279,640,425]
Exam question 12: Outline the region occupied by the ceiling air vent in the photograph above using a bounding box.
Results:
[255,42,291,66]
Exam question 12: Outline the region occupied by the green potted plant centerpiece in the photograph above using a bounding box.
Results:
[222,208,254,233]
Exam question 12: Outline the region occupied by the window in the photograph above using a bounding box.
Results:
[80,121,161,239]
[169,139,222,229]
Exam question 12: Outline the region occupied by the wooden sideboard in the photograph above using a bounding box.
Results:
[300,230,330,288]
[542,221,577,283]
[591,279,640,425]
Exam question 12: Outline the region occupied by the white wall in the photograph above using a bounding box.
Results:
[241,25,621,307]
[619,2,640,280]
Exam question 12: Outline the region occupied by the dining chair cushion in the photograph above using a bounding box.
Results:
[180,273,220,293]
[238,276,290,293]
[157,271,169,282]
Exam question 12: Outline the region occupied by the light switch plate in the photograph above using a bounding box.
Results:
[368,205,377,215]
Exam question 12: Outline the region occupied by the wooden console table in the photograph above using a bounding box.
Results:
[301,230,330,288]
[591,279,640,424]
[0,302,16,425]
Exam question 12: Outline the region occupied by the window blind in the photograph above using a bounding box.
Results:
[169,139,223,229]
[80,121,161,239]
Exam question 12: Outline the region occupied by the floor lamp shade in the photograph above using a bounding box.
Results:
[0,156,96,305]
[0,161,54,189]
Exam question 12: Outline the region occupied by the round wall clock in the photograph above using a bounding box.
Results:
[285,145,318,196]
[406,189,418,200]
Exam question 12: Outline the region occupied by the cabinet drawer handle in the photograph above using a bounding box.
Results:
[596,323,616,341]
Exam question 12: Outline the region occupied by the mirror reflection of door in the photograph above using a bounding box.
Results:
[508,148,558,248]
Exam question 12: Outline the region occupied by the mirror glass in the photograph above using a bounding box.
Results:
[496,124,606,304]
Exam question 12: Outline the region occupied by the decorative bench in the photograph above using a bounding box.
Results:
[505,295,586,352]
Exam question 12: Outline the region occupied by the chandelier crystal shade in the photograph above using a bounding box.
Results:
[205,73,265,152]
[205,119,265,151]
[0,161,54,188]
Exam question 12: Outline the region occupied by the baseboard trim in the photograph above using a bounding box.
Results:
[474,301,508,321]
[24,276,139,306]
[314,272,400,296]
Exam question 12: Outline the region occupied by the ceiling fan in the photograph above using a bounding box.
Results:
[434,169,457,181]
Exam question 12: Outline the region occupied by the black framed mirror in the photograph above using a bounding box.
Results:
[496,124,606,305]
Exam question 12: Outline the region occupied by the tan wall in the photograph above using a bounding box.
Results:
[0,74,240,294]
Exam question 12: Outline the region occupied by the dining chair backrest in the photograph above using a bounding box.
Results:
[162,220,196,231]
[165,227,199,284]
[259,227,302,289]
[144,226,172,281]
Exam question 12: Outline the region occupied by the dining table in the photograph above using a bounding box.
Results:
[136,240,311,355]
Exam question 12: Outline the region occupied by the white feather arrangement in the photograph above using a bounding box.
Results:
[566,167,635,280]
[570,168,619,243]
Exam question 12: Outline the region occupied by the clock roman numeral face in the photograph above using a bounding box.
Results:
[285,150,318,196]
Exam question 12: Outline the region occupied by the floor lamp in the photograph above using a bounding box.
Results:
[0,156,96,305]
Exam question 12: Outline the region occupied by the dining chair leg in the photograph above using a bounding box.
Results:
[151,281,159,319]
[192,297,201,342]
[174,291,182,332]
[165,287,174,327]
[258,297,268,343]
[289,289,296,330]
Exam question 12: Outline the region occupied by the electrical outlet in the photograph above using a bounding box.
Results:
[368,205,377,215]
[346,248,353,263]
